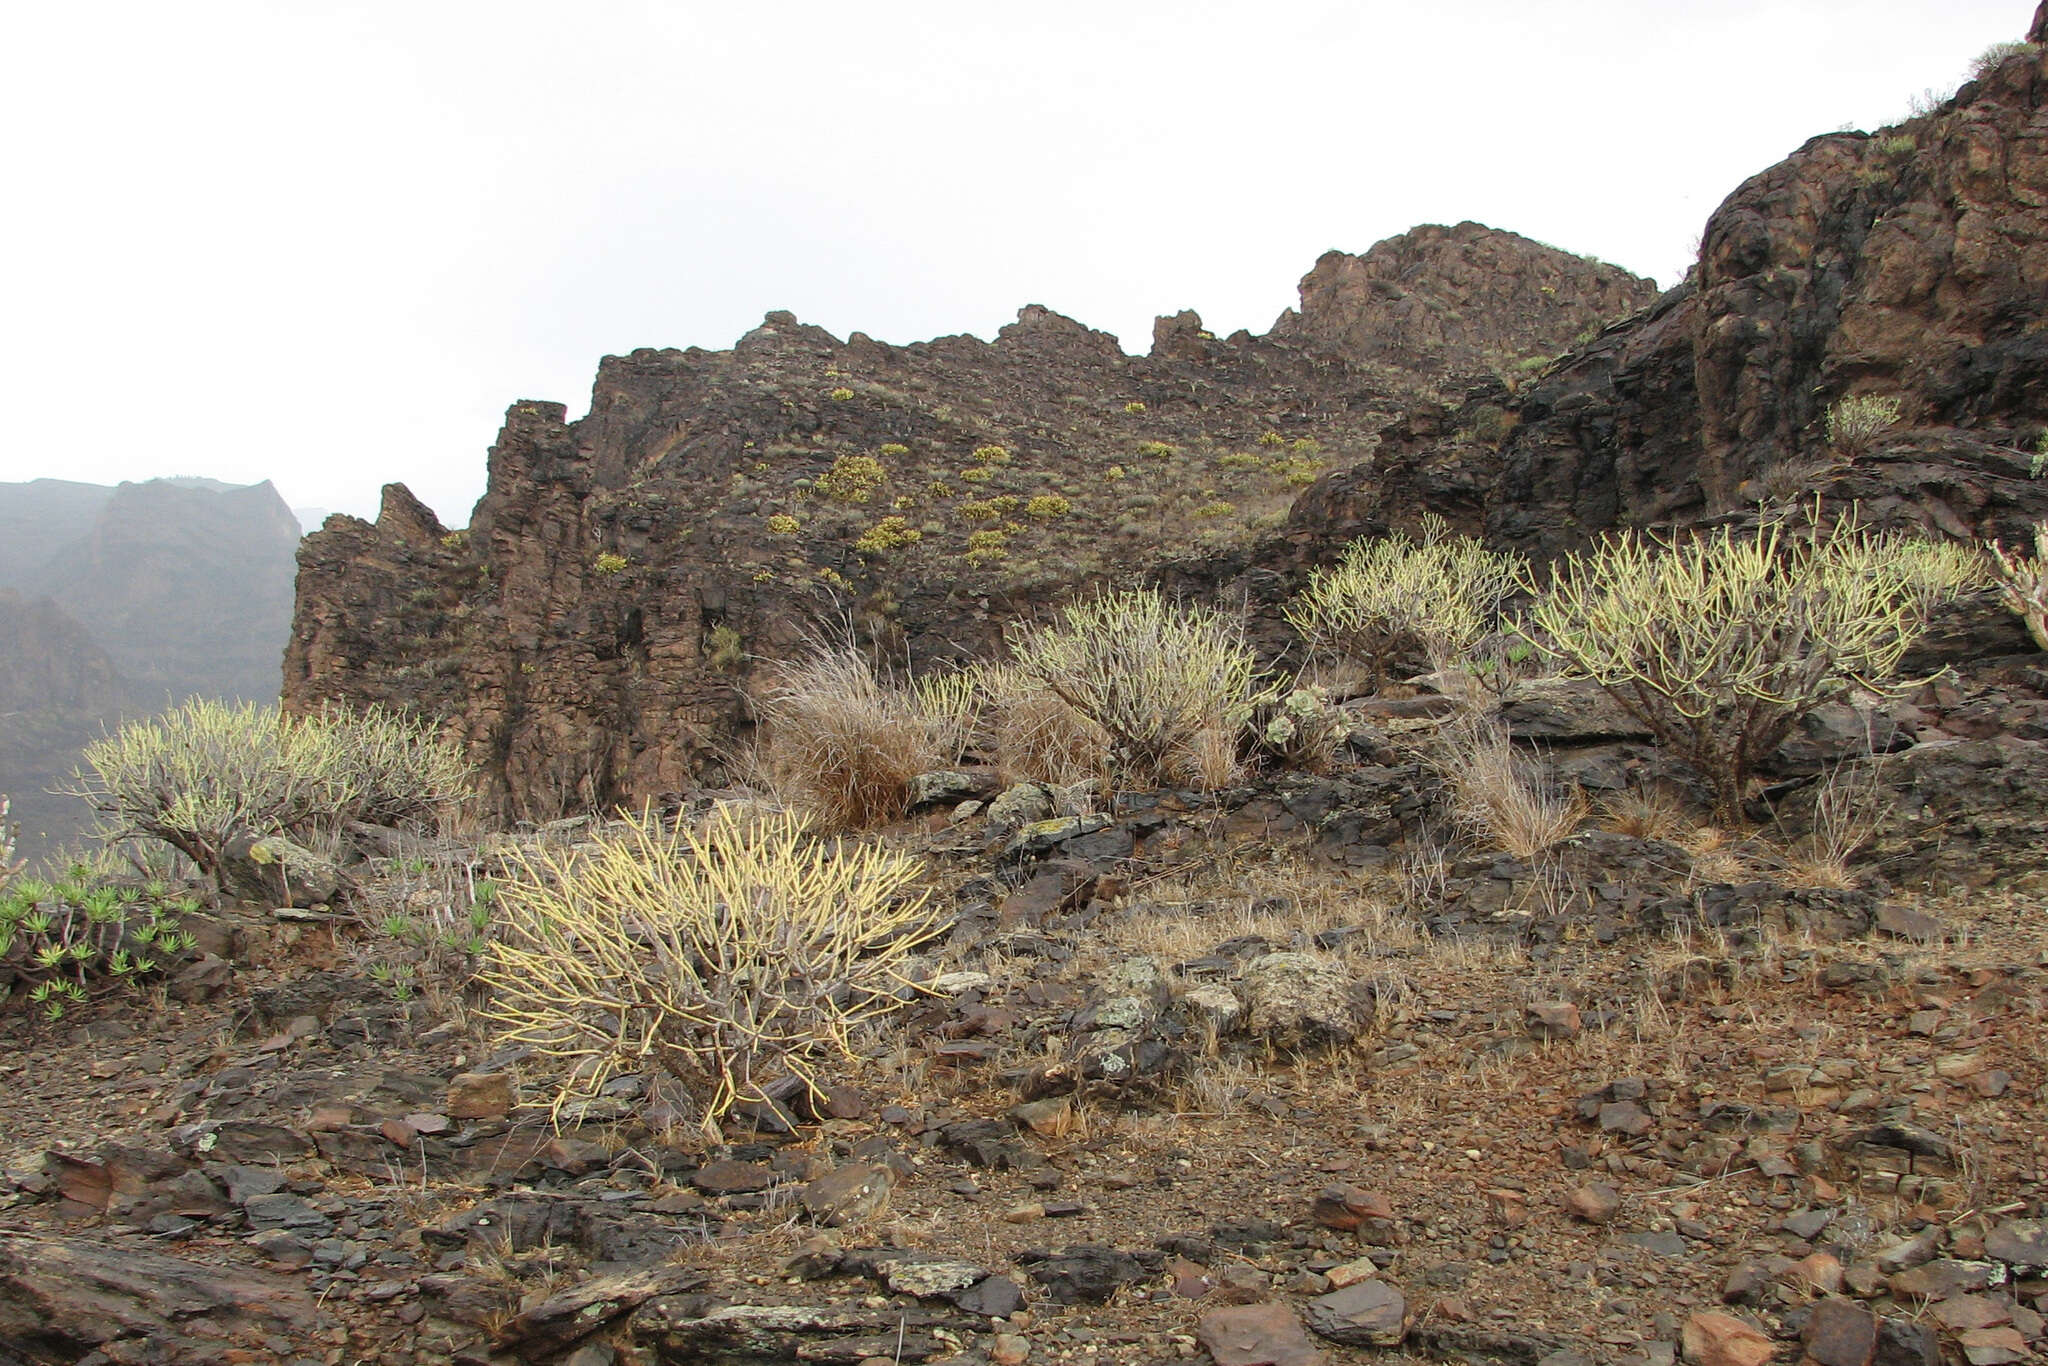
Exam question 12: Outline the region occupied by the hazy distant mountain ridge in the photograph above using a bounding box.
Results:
[0,477,302,860]
[0,589,132,717]
[26,479,302,703]
[0,478,113,585]
[0,590,136,859]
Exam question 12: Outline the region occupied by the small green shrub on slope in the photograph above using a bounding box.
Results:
[1525,517,1980,822]
[481,805,944,1134]
[1008,588,1267,790]
[70,699,472,888]
[1286,519,1524,686]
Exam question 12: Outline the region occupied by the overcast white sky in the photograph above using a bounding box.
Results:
[1,1,2031,527]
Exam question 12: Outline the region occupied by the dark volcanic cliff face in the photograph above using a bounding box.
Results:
[286,227,1651,820]
[1496,29,2048,556]
[1295,14,2048,564]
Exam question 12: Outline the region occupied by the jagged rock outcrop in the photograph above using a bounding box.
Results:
[1303,20,2048,557]
[286,229,1649,819]
[1270,221,1657,376]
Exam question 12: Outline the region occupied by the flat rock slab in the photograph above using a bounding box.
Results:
[1021,1245,1157,1304]
[1620,1230,1688,1259]
[856,1251,988,1299]
[1303,1278,1406,1347]
[953,1273,1024,1317]
[242,1191,333,1232]
[691,1158,776,1195]
[176,1120,314,1163]
[1198,1301,1328,1366]
[640,1302,969,1363]
[1802,1297,1878,1366]
[0,1229,319,1359]
[445,1071,516,1120]
[802,1162,895,1226]
[1874,902,1946,942]
[498,1264,705,1356]
[1985,1218,2048,1269]
[1681,1312,1774,1366]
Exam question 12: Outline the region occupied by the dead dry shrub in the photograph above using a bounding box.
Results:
[1403,824,1453,910]
[1181,725,1242,790]
[1436,718,1586,859]
[481,805,943,1135]
[755,645,977,829]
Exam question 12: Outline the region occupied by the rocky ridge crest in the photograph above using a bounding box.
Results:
[286,229,1652,819]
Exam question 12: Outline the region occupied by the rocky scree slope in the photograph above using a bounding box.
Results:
[286,228,1651,821]
[3,650,2047,1364]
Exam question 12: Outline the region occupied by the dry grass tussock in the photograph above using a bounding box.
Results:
[1674,823,1757,887]
[1599,785,1691,843]
[980,663,1107,787]
[1436,718,1586,859]
[754,644,976,830]
[1769,760,1894,889]
[1095,853,1420,967]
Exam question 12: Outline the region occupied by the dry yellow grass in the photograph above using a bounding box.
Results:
[984,664,1108,786]
[755,645,955,829]
[1599,786,1690,843]
[1438,719,1587,859]
[1768,761,1893,889]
